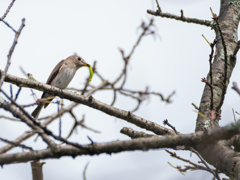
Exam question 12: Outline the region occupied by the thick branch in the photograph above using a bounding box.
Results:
[120,127,155,138]
[0,99,57,151]
[1,119,240,165]
[0,81,108,154]
[194,1,240,179]
[195,0,240,132]
[0,70,175,136]
[31,160,45,180]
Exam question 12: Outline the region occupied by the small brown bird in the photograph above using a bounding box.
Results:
[31,55,89,119]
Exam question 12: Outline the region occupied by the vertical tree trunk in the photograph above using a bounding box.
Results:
[195,1,240,179]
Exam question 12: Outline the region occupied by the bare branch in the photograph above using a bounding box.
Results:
[163,119,178,134]
[0,115,21,122]
[201,77,213,88]
[113,18,156,87]
[211,8,228,112]
[31,160,45,180]
[0,137,33,151]
[66,113,100,141]
[232,82,240,96]
[0,71,175,136]
[0,0,16,20]
[208,39,217,110]
[0,81,108,154]
[1,90,58,150]
[120,127,155,138]
[83,162,90,180]
[14,87,22,101]
[0,90,88,151]
[191,148,221,180]
[0,18,25,89]
[191,103,199,110]
[1,19,16,33]
[147,9,211,27]
[110,88,117,106]
[1,120,240,165]
[165,149,220,178]
[155,0,161,13]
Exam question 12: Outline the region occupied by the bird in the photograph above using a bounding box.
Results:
[31,55,89,119]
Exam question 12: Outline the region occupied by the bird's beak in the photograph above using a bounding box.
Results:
[83,63,89,67]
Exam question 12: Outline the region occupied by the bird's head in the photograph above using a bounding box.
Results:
[70,55,90,69]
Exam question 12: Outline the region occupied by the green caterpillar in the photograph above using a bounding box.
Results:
[88,65,93,81]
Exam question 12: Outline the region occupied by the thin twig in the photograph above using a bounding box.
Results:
[14,87,22,101]
[0,18,25,89]
[165,149,220,179]
[113,18,156,87]
[199,37,217,127]
[120,88,174,103]
[1,19,16,33]
[0,0,16,20]
[19,66,28,77]
[1,89,89,151]
[65,111,79,140]
[232,108,236,122]
[110,89,117,106]
[83,162,90,180]
[191,148,221,180]
[202,34,211,46]
[94,71,105,82]
[201,77,213,88]
[0,80,108,154]
[180,10,184,19]
[191,103,199,111]
[208,39,217,110]
[0,137,33,151]
[147,10,211,27]
[155,0,161,13]
[211,8,228,112]
[66,113,100,141]
[119,90,143,100]
[57,101,62,137]
[163,119,178,134]
[131,100,141,113]
[10,84,13,99]
[232,82,240,96]
[0,116,21,122]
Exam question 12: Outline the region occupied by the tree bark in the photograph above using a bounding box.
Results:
[195,1,240,179]
[31,160,45,180]
[195,0,240,131]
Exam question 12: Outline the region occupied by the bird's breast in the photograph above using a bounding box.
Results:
[51,67,76,89]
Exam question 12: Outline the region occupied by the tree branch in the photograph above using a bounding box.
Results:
[1,119,240,165]
[0,0,16,20]
[0,70,175,136]
[195,0,240,132]
[147,9,211,27]
[0,81,108,154]
[0,18,25,89]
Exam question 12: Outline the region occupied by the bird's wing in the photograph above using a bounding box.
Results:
[46,60,65,85]
[41,59,65,100]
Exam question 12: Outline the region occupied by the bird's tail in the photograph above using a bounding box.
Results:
[31,104,44,119]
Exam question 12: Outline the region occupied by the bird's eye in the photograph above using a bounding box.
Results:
[77,57,81,61]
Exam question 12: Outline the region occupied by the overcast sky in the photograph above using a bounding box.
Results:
[0,1,238,180]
